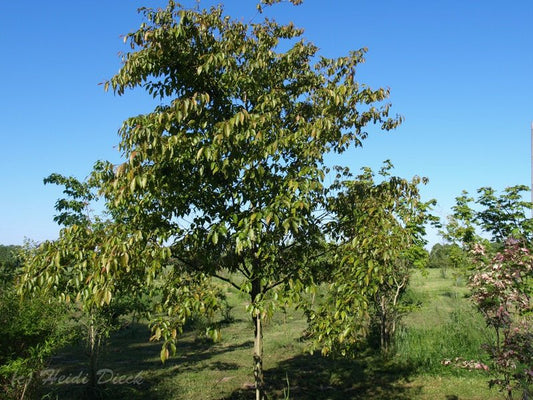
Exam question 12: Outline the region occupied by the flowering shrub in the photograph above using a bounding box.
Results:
[469,239,533,399]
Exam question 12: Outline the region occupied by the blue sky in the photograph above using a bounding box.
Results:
[1,0,532,246]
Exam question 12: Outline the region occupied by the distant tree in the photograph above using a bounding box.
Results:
[428,243,448,269]
[428,243,469,279]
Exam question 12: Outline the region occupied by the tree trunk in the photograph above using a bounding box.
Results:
[253,311,265,400]
[87,316,101,398]
[251,277,265,400]
[380,297,390,355]
[89,322,97,388]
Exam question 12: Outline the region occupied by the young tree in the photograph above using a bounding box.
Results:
[94,1,401,398]
[444,185,533,398]
[18,174,170,396]
[470,239,532,400]
[306,163,436,356]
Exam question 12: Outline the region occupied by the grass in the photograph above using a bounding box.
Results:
[32,268,504,400]
[397,269,493,375]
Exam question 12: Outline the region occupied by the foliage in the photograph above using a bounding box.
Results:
[0,265,74,400]
[91,1,402,398]
[0,244,21,285]
[443,185,533,248]
[148,261,224,361]
[469,239,533,400]
[443,185,533,399]
[305,163,437,356]
[441,191,479,246]
[20,221,167,313]
[18,174,170,396]
[474,186,533,243]
[44,173,97,227]
[21,174,168,314]
[428,243,469,280]
[0,241,73,400]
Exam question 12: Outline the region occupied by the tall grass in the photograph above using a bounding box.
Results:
[396,308,491,374]
[395,270,493,375]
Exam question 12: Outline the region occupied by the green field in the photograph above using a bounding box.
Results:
[34,269,503,400]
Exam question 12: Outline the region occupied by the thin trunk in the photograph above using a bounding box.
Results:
[251,276,265,400]
[381,276,406,356]
[380,296,389,354]
[88,319,99,392]
[254,311,264,400]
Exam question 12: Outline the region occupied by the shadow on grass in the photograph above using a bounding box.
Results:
[36,322,426,400]
[36,322,253,400]
[169,339,253,372]
[223,351,422,400]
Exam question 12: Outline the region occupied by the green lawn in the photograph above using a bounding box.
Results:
[36,269,504,400]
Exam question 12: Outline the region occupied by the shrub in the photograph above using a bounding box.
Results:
[470,240,533,400]
[0,288,75,399]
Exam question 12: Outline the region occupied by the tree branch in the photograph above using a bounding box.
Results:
[263,246,332,293]
[214,273,242,291]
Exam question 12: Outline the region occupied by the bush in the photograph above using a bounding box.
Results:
[0,287,75,399]
[0,245,21,285]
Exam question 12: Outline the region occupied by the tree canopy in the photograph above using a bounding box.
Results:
[443,185,533,248]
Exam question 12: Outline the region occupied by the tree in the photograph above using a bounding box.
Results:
[428,243,469,280]
[443,185,533,249]
[470,239,532,400]
[306,162,436,356]
[93,1,401,398]
[443,185,533,399]
[18,174,170,397]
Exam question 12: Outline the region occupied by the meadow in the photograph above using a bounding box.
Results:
[31,268,503,400]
